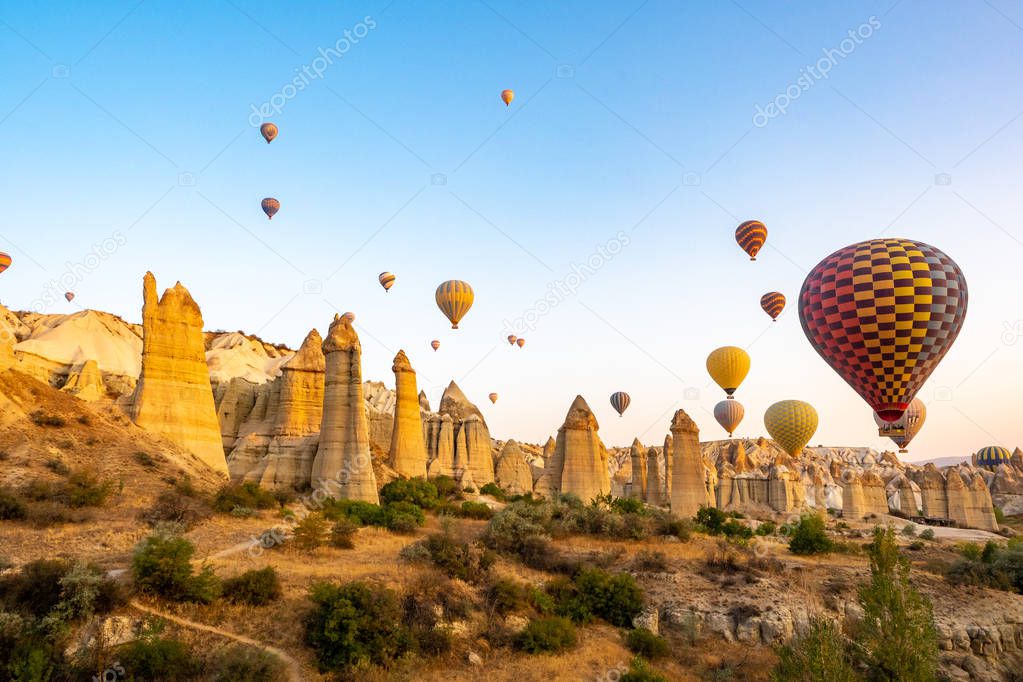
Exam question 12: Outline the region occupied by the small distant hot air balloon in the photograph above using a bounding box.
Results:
[64,292,75,303]
[435,280,474,329]
[706,346,750,398]
[261,197,280,220]
[260,122,278,144]
[799,238,968,422]
[501,89,514,106]
[609,391,631,417]
[874,398,926,453]
[0,252,11,274]
[378,272,396,292]
[760,292,785,321]
[516,338,525,348]
[764,400,818,457]
[507,335,517,345]
[489,392,498,404]
[713,399,744,437]
[735,220,767,261]
[431,339,440,352]
[342,311,355,323]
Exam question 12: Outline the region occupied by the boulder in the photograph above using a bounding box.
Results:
[388,350,428,479]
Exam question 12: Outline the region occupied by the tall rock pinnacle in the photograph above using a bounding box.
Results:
[554,396,610,502]
[389,350,428,479]
[669,409,706,517]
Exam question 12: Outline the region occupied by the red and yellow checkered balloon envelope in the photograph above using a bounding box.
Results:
[798,238,967,422]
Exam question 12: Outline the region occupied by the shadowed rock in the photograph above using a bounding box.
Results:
[669,410,706,517]
[630,438,647,500]
[554,396,610,502]
[495,439,533,495]
[389,350,428,479]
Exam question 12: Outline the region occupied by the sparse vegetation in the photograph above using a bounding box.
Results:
[213,482,279,514]
[210,644,288,682]
[771,615,859,682]
[946,538,1023,593]
[410,529,495,583]
[329,517,358,549]
[134,450,159,468]
[632,550,669,572]
[919,528,935,541]
[291,512,329,550]
[625,628,668,659]
[620,656,668,682]
[117,635,201,680]
[379,477,439,509]
[787,514,833,555]
[30,410,66,427]
[142,488,212,529]
[515,616,577,654]
[222,567,282,606]
[0,488,26,520]
[131,532,221,603]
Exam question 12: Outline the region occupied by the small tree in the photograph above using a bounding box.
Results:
[771,616,859,682]
[788,514,832,555]
[292,513,329,551]
[854,526,938,681]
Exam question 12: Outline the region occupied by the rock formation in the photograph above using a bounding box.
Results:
[896,476,920,517]
[424,413,456,478]
[130,272,227,476]
[630,438,647,500]
[913,464,949,518]
[646,447,663,505]
[861,471,889,516]
[439,381,494,486]
[418,390,431,412]
[61,359,104,401]
[946,469,999,531]
[310,315,378,502]
[663,434,673,502]
[554,396,610,502]
[542,436,556,467]
[495,440,533,495]
[670,410,707,517]
[388,350,428,479]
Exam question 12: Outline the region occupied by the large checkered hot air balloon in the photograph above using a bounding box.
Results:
[798,238,967,422]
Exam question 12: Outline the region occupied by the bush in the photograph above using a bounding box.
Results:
[222,567,281,606]
[304,581,411,671]
[620,657,668,682]
[329,518,358,549]
[654,513,692,541]
[551,568,644,627]
[30,411,66,427]
[994,506,1006,525]
[901,524,917,537]
[771,616,858,682]
[292,513,329,551]
[118,636,200,680]
[479,482,507,501]
[0,559,70,618]
[323,499,386,526]
[419,530,495,583]
[213,482,279,514]
[379,478,439,509]
[486,578,529,616]
[141,489,211,530]
[64,469,114,507]
[945,542,1023,594]
[134,451,159,468]
[131,533,221,603]
[458,500,494,520]
[430,475,461,499]
[721,518,754,540]
[919,528,935,541]
[957,542,982,561]
[632,550,669,573]
[625,628,668,659]
[854,526,938,680]
[210,644,288,682]
[788,514,833,555]
[384,501,426,532]
[0,489,26,520]
[695,506,727,534]
[756,520,778,536]
[516,616,577,654]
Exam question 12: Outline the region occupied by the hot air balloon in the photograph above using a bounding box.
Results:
[435,280,474,329]
[0,252,11,274]
[976,446,1012,469]
[799,238,968,422]
[260,122,278,143]
[261,197,280,220]
[873,398,926,453]
[706,346,750,398]
[507,335,517,345]
[64,292,75,303]
[516,338,525,348]
[760,292,785,321]
[489,392,498,404]
[713,399,744,437]
[609,391,631,417]
[342,311,355,323]
[764,400,818,457]
[378,272,396,292]
[431,339,440,352]
[735,220,767,261]
[501,89,514,106]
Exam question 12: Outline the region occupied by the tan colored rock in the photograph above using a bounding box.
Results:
[274,329,324,436]
[425,413,456,478]
[947,470,998,531]
[216,377,260,450]
[897,477,920,517]
[670,409,707,517]
[861,471,889,516]
[733,441,751,474]
[555,396,610,502]
[913,464,949,519]
[130,272,227,476]
[418,390,431,412]
[1012,448,1023,473]
[966,473,999,531]
[842,471,867,519]
[542,436,556,467]
[646,447,663,505]
[310,315,378,502]
[61,359,104,401]
[630,438,647,500]
[767,465,801,513]
[440,381,494,486]
[495,440,533,495]
[388,350,428,479]
[663,434,673,501]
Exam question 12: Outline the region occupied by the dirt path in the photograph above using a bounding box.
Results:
[129,599,305,682]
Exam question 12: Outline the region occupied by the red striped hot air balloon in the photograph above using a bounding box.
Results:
[65,292,75,303]
[378,272,396,292]
[735,220,767,261]
[260,122,278,143]
[799,238,968,422]
[431,339,440,352]
[609,391,631,417]
[501,89,514,106]
[435,280,474,329]
[261,197,280,220]
[0,252,11,274]
[760,292,786,321]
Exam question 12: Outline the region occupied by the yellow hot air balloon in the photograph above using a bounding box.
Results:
[435,280,474,329]
[489,392,498,404]
[0,252,11,274]
[764,400,818,457]
[706,346,750,398]
[501,89,514,106]
[260,122,278,143]
[378,271,396,292]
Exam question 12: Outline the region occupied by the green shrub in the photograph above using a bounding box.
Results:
[458,500,494,520]
[118,636,200,680]
[771,615,858,682]
[62,469,114,508]
[485,578,529,616]
[222,567,281,606]
[515,616,577,654]
[462,486,476,494]
[957,542,982,561]
[788,514,833,555]
[0,489,26,520]
[0,559,70,617]
[430,475,461,499]
[379,478,439,509]
[131,533,221,603]
[134,451,159,468]
[210,644,288,682]
[721,518,753,540]
[607,495,646,515]
[30,411,66,428]
[419,530,494,583]
[304,581,411,671]
[908,541,925,551]
[416,626,454,656]
[551,568,644,627]
[981,540,999,564]
[213,482,279,514]
[756,520,778,536]
[695,506,727,534]
[323,499,386,526]
[919,528,935,541]
[141,489,211,530]
[621,656,668,682]
[901,524,917,537]
[994,506,1006,525]
[384,501,426,530]
[625,628,668,659]
[654,513,692,541]
[329,518,358,549]
[292,513,329,550]
[479,482,507,501]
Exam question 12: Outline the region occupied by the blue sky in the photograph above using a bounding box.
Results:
[2,1,1022,457]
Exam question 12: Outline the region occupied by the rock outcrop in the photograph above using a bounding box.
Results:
[913,464,949,518]
[646,447,663,505]
[495,440,533,494]
[630,438,647,500]
[542,436,556,466]
[663,434,673,502]
[425,413,456,478]
[130,272,227,476]
[946,469,999,531]
[310,315,378,502]
[554,396,610,502]
[439,381,494,486]
[61,359,105,401]
[670,410,708,517]
[388,350,428,479]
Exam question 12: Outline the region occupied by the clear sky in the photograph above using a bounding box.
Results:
[2,1,1022,458]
